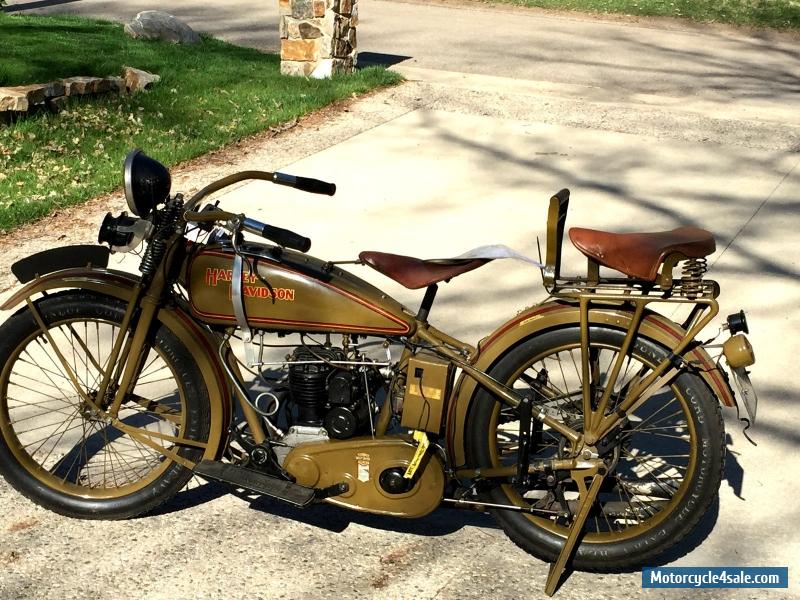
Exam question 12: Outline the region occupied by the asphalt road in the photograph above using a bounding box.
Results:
[1,1,798,599]
[5,0,800,107]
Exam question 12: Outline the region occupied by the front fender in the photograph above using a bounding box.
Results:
[446,300,736,467]
[1,267,231,460]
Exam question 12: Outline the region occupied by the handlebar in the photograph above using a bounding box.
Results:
[242,217,311,253]
[185,170,336,210]
[272,172,337,196]
[184,209,312,252]
[182,168,334,253]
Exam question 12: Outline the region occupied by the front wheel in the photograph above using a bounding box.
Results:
[0,291,211,519]
[465,326,725,571]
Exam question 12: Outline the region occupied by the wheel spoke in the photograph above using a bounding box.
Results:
[10,370,73,394]
[1,308,196,501]
[18,351,77,404]
[481,331,706,547]
[24,408,82,458]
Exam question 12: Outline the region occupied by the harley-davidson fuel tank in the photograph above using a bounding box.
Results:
[187,242,415,335]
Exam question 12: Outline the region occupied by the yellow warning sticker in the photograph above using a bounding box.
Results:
[403,430,430,479]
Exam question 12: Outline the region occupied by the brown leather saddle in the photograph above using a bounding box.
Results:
[359,251,490,289]
[361,226,715,288]
[568,226,715,281]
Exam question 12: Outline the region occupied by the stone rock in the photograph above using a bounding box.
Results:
[332,57,354,74]
[279,16,288,39]
[0,88,32,112]
[299,22,323,39]
[281,0,357,77]
[281,39,317,62]
[46,96,69,113]
[332,38,351,58]
[104,76,126,94]
[320,14,335,37]
[60,76,103,96]
[311,59,334,79]
[287,19,301,39]
[312,55,355,77]
[122,67,161,92]
[280,61,315,77]
[0,82,65,112]
[124,11,201,44]
[94,78,115,93]
[334,16,349,39]
[291,0,314,19]
[334,0,352,16]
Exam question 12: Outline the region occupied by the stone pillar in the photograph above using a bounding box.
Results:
[280,0,358,78]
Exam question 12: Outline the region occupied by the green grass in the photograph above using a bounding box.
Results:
[0,12,402,232]
[481,0,800,29]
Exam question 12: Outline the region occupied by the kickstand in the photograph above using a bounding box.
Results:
[544,466,606,596]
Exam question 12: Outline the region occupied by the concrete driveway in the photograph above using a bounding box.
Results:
[1,1,798,598]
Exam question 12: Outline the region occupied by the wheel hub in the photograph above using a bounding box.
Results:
[79,390,110,422]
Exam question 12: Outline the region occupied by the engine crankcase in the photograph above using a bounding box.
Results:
[283,437,444,518]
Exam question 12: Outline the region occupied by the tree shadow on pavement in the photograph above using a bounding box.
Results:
[2,0,83,12]
[150,478,499,535]
[724,433,746,500]
[146,479,231,517]
[245,493,499,536]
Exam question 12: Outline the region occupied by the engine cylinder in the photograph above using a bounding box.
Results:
[288,347,344,426]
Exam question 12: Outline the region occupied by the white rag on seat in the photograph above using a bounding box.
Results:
[447,244,543,268]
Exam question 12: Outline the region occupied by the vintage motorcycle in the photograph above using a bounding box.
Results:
[0,150,758,595]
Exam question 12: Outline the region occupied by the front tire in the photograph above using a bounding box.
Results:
[466,326,725,571]
[0,291,211,519]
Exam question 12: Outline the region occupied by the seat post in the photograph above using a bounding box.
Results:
[416,284,438,323]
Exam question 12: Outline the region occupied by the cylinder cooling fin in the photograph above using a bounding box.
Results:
[288,347,345,426]
[285,345,380,439]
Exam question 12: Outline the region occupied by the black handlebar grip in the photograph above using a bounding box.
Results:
[273,172,336,196]
[264,224,311,252]
[293,175,336,196]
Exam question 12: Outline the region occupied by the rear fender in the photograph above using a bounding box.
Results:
[446,300,735,467]
[1,267,231,460]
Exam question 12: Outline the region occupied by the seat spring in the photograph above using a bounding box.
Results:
[679,258,708,298]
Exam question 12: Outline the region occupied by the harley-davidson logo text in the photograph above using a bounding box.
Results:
[204,268,296,301]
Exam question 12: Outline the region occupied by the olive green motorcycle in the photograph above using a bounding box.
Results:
[0,150,758,595]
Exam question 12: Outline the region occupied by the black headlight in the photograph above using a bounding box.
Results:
[123,149,171,217]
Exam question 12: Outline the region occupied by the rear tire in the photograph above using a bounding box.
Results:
[466,326,725,571]
[0,291,210,519]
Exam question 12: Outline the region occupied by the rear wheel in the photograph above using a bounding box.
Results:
[466,326,725,571]
[0,291,210,519]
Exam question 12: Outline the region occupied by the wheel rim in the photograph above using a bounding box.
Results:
[487,337,698,543]
[0,316,189,498]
